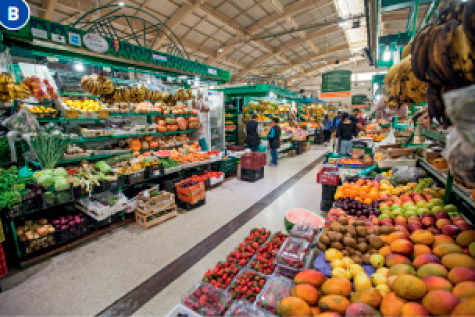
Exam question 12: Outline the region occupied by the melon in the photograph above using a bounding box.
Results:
[154,150,171,157]
[285,208,324,233]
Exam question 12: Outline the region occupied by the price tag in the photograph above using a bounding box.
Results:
[103,66,111,72]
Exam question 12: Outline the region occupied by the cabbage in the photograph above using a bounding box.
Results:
[42,169,54,177]
[53,177,70,191]
[53,167,68,178]
[37,174,54,187]
[99,164,111,174]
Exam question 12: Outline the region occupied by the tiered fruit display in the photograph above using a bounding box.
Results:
[0,73,32,101]
[22,76,58,100]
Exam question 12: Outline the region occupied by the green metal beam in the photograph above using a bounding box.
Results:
[381,0,432,12]
[412,0,419,38]
[406,4,415,33]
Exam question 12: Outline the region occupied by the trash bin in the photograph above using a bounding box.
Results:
[314,128,324,144]
[320,184,337,212]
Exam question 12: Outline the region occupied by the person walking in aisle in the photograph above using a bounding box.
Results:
[336,112,357,155]
[267,117,281,167]
[246,114,260,152]
[322,114,333,146]
[332,111,342,151]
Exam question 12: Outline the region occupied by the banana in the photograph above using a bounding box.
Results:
[454,25,475,82]
[426,82,446,125]
[428,25,448,86]
[402,40,412,59]
[463,0,475,43]
[411,24,436,81]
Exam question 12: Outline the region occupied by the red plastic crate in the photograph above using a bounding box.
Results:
[241,153,266,170]
[316,166,340,186]
[0,243,7,277]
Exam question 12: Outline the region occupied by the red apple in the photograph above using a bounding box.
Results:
[422,217,436,228]
[408,223,423,233]
[455,221,473,231]
[442,225,461,237]
[436,212,450,220]
[427,227,441,235]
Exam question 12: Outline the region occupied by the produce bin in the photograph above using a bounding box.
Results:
[123,171,146,185]
[241,167,265,182]
[316,166,340,186]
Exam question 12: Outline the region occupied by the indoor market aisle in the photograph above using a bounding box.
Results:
[0,147,327,316]
[132,152,327,316]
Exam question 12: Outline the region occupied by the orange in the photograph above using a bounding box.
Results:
[356,179,365,186]
[349,188,359,198]
[367,190,379,201]
[355,197,362,202]
[364,198,372,204]
[360,186,369,192]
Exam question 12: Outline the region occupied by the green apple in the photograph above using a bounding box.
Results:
[390,204,402,211]
[431,206,444,215]
[444,204,458,213]
[424,202,434,210]
[431,198,444,207]
[380,205,390,212]
[417,207,430,216]
[406,205,418,213]
[403,202,415,209]
[378,214,390,220]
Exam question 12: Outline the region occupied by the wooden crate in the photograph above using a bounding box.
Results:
[135,205,178,229]
[136,191,175,215]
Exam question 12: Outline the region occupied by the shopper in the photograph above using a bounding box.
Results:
[246,114,260,152]
[322,114,333,146]
[336,112,357,155]
[333,111,342,129]
[267,117,281,167]
[351,108,365,132]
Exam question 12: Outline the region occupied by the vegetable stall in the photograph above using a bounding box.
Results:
[0,14,233,267]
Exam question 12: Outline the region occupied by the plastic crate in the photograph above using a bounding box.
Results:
[0,243,7,278]
[54,218,89,245]
[145,161,163,178]
[99,176,123,192]
[241,152,266,170]
[292,141,304,155]
[42,188,76,209]
[19,232,56,256]
[7,195,42,218]
[177,198,206,211]
[123,171,145,185]
[241,167,264,182]
[316,166,340,186]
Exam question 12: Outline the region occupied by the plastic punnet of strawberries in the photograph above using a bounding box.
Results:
[249,246,276,275]
[182,282,231,316]
[224,299,270,317]
[228,269,267,303]
[203,261,240,289]
[255,275,294,315]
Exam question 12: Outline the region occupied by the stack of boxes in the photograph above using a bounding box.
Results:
[241,153,266,182]
[176,180,206,205]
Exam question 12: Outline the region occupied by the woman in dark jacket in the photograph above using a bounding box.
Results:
[268,117,281,166]
[336,112,357,155]
[246,114,260,151]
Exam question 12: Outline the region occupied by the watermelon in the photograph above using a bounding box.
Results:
[154,150,171,157]
[285,208,324,233]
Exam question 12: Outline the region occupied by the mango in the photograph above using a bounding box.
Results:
[294,269,326,288]
[354,272,372,291]
[448,267,475,284]
[456,230,475,247]
[422,290,460,316]
[389,264,415,276]
[417,263,448,279]
[318,295,350,315]
[413,254,441,269]
[413,244,432,258]
[442,253,475,269]
[450,297,475,317]
[422,276,453,292]
[400,303,429,317]
[452,281,475,299]
[385,253,411,268]
[387,231,410,244]
[394,275,427,300]
[345,303,377,317]
[317,313,342,317]
[291,284,321,306]
[411,230,435,245]
[380,292,407,317]
[321,278,352,297]
[432,235,454,247]
[280,297,312,317]
[310,306,321,317]
[350,288,382,308]
[433,243,464,258]
[469,241,475,258]
[376,284,390,297]
[390,239,414,256]
[379,246,392,257]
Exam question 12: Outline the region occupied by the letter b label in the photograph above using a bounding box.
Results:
[9,7,19,21]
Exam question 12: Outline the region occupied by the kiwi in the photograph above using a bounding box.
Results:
[369,236,384,249]
[330,222,341,231]
[348,248,356,255]
[357,237,367,244]
[351,255,363,265]
[338,217,349,225]
[354,250,363,257]
[330,242,344,251]
[356,226,367,237]
[368,249,378,255]
[353,220,365,227]
[338,226,347,234]
[357,242,369,253]
[373,228,380,236]
[333,232,343,242]
[362,254,371,265]
[327,231,337,242]
[347,227,357,237]
[343,236,357,248]
[367,229,374,235]
[320,234,331,245]
[316,241,328,251]
[379,225,395,235]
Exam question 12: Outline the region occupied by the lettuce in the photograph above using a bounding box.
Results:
[37,174,54,187]
[53,167,68,178]
[53,177,70,191]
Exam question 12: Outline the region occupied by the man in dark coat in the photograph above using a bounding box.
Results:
[267,117,281,166]
[246,114,260,151]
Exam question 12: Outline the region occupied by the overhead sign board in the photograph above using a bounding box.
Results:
[321,70,351,98]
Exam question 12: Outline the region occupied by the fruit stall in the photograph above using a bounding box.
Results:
[0,16,236,267]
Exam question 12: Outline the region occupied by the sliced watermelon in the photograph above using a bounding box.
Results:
[285,208,324,233]
[154,150,171,157]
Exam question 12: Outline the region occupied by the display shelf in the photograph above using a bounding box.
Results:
[36,113,197,123]
[60,93,95,97]
[420,127,447,142]
[73,129,198,143]
[419,158,475,210]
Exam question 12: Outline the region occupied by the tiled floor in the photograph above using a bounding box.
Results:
[0,146,328,316]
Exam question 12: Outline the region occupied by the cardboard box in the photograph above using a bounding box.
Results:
[352,148,366,159]
[424,149,441,162]
[376,143,402,151]
[388,148,415,158]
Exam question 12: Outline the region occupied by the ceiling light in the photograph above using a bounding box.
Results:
[178,75,188,79]
[339,21,347,27]
[218,48,223,52]
[350,56,355,62]
[118,1,124,6]
[74,62,84,72]
[383,45,391,61]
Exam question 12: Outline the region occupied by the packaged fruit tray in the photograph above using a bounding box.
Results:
[275,237,308,279]
[182,281,231,316]
[228,268,267,303]
[289,221,317,243]
[202,261,240,290]
[224,299,271,317]
[255,275,294,315]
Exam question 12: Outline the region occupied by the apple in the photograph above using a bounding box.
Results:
[431,198,444,207]
[416,201,427,208]
[408,215,421,223]
[404,210,418,217]
[455,221,473,231]
[431,206,445,215]
[372,218,380,225]
[427,227,441,235]
[422,217,436,228]
[408,223,423,233]
[390,204,402,211]
[451,216,464,223]
[442,224,461,236]
[417,208,431,216]
[403,202,415,209]
[444,204,458,213]
[435,211,450,220]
